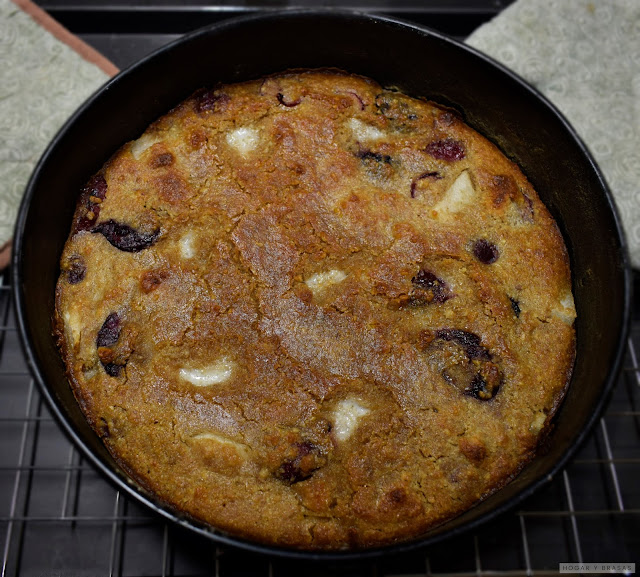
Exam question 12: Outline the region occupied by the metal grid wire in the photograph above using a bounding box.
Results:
[1,266,639,576]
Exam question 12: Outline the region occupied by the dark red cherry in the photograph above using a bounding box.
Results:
[74,174,107,233]
[411,269,450,303]
[93,220,159,252]
[473,239,499,264]
[425,139,465,161]
[96,312,121,348]
[67,257,86,284]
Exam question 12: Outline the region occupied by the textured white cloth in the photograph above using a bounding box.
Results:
[467,0,640,268]
[0,0,111,257]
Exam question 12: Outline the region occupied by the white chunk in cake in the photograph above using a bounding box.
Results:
[432,170,476,217]
[179,231,196,259]
[63,309,82,346]
[179,357,234,386]
[130,133,163,160]
[348,118,386,142]
[552,291,577,325]
[226,126,260,156]
[305,269,347,294]
[332,398,370,442]
[191,432,248,455]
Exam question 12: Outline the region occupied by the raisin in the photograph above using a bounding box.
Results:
[411,269,450,304]
[74,174,107,232]
[410,171,442,198]
[436,328,479,348]
[473,239,499,264]
[509,297,521,317]
[97,312,121,348]
[102,363,124,377]
[459,437,487,462]
[93,220,159,252]
[425,139,465,161]
[435,329,490,360]
[465,373,499,400]
[96,313,132,377]
[67,257,86,284]
[400,268,451,307]
[428,330,501,400]
[194,90,230,114]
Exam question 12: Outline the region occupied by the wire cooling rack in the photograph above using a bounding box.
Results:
[3,2,639,574]
[2,268,639,576]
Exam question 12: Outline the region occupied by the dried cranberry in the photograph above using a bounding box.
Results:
[411,269,450,303]
[93,220,159,252]
[410,171,443,198]
[96,312,121,348]
[425,139,465,161]
[473,239,499,264]
[67,257,86,284]
[276,92,302,107]
[87,174,107,200]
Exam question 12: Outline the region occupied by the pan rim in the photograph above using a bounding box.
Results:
[11,8,633,561]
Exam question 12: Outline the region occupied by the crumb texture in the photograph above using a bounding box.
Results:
[55,70,576,550]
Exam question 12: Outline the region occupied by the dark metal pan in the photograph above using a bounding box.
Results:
[12,10,631,560]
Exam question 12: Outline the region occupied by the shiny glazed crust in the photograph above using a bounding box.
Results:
[55,70,576,550]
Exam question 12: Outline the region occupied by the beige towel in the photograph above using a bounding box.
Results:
[467,0,640,268]
[0,0,117,269]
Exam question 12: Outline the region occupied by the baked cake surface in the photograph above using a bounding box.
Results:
[55,70,576,549]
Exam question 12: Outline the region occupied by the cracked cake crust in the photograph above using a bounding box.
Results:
[54,70,576,550]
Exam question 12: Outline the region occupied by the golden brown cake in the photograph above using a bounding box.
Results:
[55,70,576,549]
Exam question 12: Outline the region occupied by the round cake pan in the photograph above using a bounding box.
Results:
[12,10,631,560]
